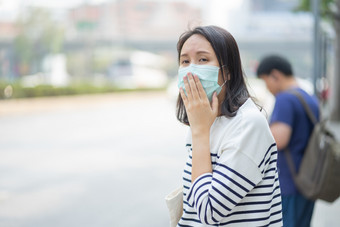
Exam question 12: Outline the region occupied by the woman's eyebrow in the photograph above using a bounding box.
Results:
[196,50,211,55]
[180,53,188,58]
[180,50,211,57]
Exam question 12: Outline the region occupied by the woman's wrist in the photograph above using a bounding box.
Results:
[191,127,210,138]
[191,131,210,159]
[191,131,212,182]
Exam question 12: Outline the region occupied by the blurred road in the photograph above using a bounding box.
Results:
[0,92,339,227]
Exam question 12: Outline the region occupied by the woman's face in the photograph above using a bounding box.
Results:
[179,34,226,104]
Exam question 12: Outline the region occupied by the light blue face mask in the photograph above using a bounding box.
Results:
[177,64,226,101]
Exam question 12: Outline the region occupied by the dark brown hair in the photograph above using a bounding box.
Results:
[176,25,250,125]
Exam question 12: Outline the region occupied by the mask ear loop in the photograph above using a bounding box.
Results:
[220,65,229,86]
[220,80,227,87]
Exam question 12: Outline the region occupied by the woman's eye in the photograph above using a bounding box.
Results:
[199,58,208,62]
[181,60,189,64]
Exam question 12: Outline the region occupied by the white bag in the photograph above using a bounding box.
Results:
[165,186,183,227]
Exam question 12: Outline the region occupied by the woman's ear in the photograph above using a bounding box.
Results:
[222,67,230,81]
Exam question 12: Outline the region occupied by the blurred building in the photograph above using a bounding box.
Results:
[66,0,201,49]
[200,0,316,80]
[0,21,18,42]
[0,21,17,82]
[0,0,202,82]
[0,0,333,87]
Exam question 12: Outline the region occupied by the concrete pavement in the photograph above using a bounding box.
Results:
[0,92,339,227]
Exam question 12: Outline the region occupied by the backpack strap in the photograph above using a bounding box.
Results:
[287,90,318,126]
[283,89,318,177]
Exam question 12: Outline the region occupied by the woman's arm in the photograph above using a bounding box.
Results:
[191,130,212,182]
[179,73,218,182]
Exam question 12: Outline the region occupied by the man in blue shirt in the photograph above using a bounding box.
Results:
[257,55,319,227]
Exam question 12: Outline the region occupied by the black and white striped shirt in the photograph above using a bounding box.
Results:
[178,98,282,226]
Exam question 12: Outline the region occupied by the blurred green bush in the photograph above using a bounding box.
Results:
[0,82,166,99]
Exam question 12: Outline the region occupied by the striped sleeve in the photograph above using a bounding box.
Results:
[185,150,262,225]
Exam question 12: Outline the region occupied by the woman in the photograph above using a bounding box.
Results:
[176,25,283,226]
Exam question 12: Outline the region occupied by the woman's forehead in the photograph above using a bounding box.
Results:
[181,34,214,55]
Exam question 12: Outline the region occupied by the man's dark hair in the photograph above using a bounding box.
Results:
[256,55,293,78]
[176,25,250,125]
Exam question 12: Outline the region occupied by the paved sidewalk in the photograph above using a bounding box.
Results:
[0,92,339,226]
[311,198,340,226]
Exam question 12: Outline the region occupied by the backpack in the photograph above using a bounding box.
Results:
[284,90,340,202]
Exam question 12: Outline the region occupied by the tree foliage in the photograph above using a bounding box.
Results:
[13,7,65,74]
[296,0,340,21]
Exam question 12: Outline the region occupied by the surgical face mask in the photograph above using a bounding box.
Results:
[177,64,226,101]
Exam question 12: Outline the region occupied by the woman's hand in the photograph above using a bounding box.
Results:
[180,72,218,182]
[180,73,219,136]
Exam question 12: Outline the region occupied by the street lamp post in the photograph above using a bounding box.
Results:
[330,0,340,120]
[312,0,321,95]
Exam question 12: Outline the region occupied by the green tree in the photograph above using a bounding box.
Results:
[13,7,65,75]
[297,0,334,16]
[297,0,340,120]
